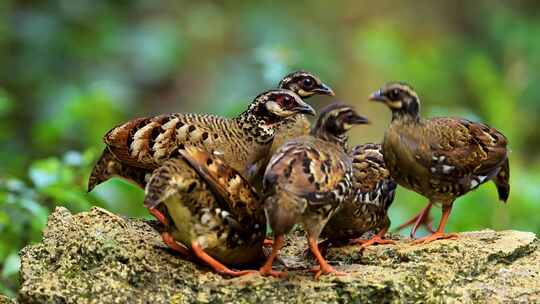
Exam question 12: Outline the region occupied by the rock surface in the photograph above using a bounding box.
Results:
[0,295,15,304]
[16,207,540,304]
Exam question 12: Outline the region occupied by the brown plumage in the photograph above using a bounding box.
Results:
[104,90,314,180]
[321,143,397,248]
[370,82,510,244]
[140,90,315,276]
[87,71,333,192]
[144,147,265,275]
[88,148,149,190]
[259,103,369,279]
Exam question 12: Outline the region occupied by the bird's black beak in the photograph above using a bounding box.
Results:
[369,90,386,102]
[349,114,370,125]
[314,83,335,96]
[294,100,316,116]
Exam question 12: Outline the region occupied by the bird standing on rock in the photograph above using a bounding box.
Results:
[370,82,510,244]
[260,103,369,279]
[87,71,333,192]
[108,89,315,276]
[144,147,265,276]
[321,143,397,249]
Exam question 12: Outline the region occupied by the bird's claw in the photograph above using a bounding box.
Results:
[351,237,396,249]
[259,266,288,278]
[412,232,458,245]
[219,269,259,277]
[309,266,346,280]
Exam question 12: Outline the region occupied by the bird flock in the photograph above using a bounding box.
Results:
[88,71,510,279]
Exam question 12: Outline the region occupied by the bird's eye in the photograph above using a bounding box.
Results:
[302,78,314,88]
[277,95,293,107]
[388,89,400,100]
[283,95,292,105]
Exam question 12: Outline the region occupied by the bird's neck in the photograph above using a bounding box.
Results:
[312,129,349,150]
[391,111,421,125]
[391,98,421,124]
[235,105,281,145]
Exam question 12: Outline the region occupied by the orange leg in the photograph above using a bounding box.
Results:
[259,235,287,278]
[413,203,458,245]
[394,202,435,237]
[263,238,274,246]
[315,239,332,255]
[191,242,258,277]
[307,234,345,280]
[350,227,395,249]
[410,202,435,238]
[302,239,332,258]
[149,208,193,258]
[149,207,168,226]
[161,232,192,257]
[148,208,192,258]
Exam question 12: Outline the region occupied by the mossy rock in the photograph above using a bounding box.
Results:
[15,207,540,303]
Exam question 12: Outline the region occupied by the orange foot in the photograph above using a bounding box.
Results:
[190,241,258,277]
[351,236,396,249]
[309,265,346,280]
[259,266,288,278]
[218,269,259,277]
[161,232,193,258]
[412,232,458,245]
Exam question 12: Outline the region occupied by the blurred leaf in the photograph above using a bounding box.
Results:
[29,158,64,189]
[0,88,13,115]
[1,252,20,278]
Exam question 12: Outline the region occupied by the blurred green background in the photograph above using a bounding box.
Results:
[1,0,540,296]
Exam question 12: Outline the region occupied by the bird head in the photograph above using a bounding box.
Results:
[278,70,335,98]
[369,82,420,119]
[258,89,316,118]
[238,90,316,143]
[245,89,316,126]
[311,103,369,145]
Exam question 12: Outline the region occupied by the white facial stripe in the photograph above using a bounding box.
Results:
[388,100,403,108]
[297,89,309,96]
[266,100,292,117]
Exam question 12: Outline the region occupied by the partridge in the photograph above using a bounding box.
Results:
[370,82,510,244]
[259,103,369,279]
[87,71,333,192]
[321,143,397,249]
[101,89,314,181]
[140,90,314,275]
[144,146,265,276]
[270,71,335,155]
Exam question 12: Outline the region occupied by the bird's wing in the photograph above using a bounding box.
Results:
[143,158,203,209]
[350,143,397,210]
[178,146,261,222]
[104,113,225,169]
[144,151,264,239]
[264,139,352,204]
[350,143,392,193]
[416,117,508,186]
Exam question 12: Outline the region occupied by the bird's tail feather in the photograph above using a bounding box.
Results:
[493,158,510,203]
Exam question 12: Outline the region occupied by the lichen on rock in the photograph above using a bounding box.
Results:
[15,207,540,303]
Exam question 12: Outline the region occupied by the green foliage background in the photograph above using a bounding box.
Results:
[1,0,539,296]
